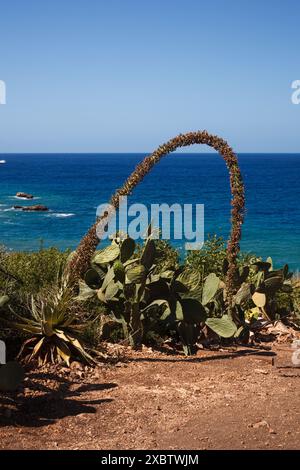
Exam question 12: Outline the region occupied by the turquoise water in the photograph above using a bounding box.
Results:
[0,153,299,271]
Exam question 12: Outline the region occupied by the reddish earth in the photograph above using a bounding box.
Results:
[0,344,299,450]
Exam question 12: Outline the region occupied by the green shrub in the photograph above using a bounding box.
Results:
[0,247,70,296]
[186,235,227,280]
[1,238,299,359]
[185,235,258,281]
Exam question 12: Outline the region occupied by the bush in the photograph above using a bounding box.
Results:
[185,235,227,280]
[1,238,299,361]
[0,246,70,296]
[186,235,258,282]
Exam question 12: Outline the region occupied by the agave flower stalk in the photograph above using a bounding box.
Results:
[69,130,245,311]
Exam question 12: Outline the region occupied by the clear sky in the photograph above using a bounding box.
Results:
[0,0,299,153]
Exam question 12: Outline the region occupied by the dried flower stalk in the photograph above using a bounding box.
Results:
[68,131,245,309]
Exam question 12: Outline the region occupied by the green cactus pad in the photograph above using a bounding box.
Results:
[202,273,220,305]
[120,238,136,263]
[141,239,156,271]
[206,315,237,338]
[93,244,120,264]
[126,264,146,283]
[84,268,103,289]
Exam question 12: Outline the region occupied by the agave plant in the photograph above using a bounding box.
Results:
[8,278,94,366]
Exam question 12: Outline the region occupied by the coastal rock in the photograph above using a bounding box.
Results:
[22,205,48,212]
[16,192,34,199]
[13,205,49,212]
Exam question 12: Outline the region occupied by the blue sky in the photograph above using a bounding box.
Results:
[0,0,299,153]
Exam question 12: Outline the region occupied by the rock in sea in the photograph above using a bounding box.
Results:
[16,192,34,199]
[13,205,49,212]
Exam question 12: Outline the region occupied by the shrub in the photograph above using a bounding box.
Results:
[0,247,70,297]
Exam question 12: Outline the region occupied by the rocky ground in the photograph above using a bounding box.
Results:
[0,331,300,450]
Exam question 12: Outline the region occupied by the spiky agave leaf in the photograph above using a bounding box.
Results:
[9,283,95,366]
[0,295,9,308]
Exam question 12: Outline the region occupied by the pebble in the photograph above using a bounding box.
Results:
[254,368,269,375]
[252,420,269,429]
[70,361,83,371]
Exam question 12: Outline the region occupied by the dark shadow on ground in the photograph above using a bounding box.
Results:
[128,348,276,363]
[0,372,117,428]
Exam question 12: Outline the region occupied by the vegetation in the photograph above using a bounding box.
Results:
[76,235,299,354]
[0,132,298,368]
[0,251,95,366]
[0,245,70,299]
[68,130,245,319]
[0,236,299,364]
[10,281,94,366]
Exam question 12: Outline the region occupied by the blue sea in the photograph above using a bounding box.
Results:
[0,153,299,271]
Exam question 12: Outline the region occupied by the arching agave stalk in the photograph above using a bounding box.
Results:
[68,130,245,311]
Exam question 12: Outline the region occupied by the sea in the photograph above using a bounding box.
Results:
[0,153,299,272]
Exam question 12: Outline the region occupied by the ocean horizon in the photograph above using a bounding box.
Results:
[1,152,299,271]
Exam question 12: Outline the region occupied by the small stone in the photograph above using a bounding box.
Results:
[253,420,269,429]
[254,369,269,375]
[93,370,102,379]
[70,361,83,370]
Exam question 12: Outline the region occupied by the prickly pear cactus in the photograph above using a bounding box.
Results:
[70,130,245,319]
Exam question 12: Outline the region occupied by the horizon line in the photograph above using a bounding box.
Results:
[1,151,300,156]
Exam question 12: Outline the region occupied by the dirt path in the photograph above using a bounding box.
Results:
[0,346,299,450]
